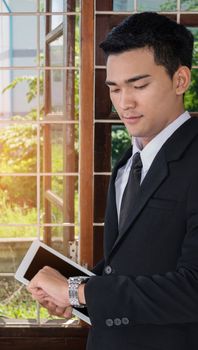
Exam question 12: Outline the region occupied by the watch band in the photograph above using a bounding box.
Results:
[68,276,89,308]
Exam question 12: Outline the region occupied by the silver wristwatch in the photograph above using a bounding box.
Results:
[68,276,89,308]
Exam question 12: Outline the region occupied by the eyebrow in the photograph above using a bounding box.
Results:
[105,74,151,86]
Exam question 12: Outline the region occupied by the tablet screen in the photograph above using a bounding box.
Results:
[24,246,89,280]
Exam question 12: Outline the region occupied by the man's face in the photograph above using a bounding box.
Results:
[106,48,184,147]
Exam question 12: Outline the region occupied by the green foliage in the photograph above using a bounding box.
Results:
[0,278,77,321]
[0,190,37,237]
[180,0,198,10]
[160,0,198,11]
[2,75,43,103]
[0,278,49,319]
[1,68,44,208]
[184,69,198,111]
[111,126,131,168]
[0,116,40,207]
[160,1,177,11]
[0,120,37,172]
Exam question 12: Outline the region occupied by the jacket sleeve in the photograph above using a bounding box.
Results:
[84,177,198,328]
[91,259,105,275]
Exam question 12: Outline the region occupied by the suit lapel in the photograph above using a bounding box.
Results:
[111,151,168,252]
[107,117,198,258]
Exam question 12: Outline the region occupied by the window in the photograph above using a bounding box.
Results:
[0,0,84,326]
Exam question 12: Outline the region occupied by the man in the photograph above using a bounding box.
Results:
[27,12,198,350]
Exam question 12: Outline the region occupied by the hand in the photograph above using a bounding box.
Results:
[40,300,73,319]
[27,266,70,308]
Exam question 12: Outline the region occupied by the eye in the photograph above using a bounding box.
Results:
[110,88,120,93]
[134,83,149,90]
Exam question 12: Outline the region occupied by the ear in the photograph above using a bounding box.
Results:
[174,66,191,95]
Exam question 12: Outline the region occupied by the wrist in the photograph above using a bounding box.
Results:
[68,276,89,307]
[78,283,86,305]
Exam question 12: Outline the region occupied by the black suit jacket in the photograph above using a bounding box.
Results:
[85,117,198,350]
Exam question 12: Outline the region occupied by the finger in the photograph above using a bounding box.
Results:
[39,300,52,309]
[43,295,68,308]
[45,303,65,317]
[39,300,71,318]
[63,306,73,319]
[44,301,57,314]
[53,306,67,317]
[32,289,47,298]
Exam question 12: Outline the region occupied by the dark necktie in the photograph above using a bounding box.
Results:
[119,152,143,232]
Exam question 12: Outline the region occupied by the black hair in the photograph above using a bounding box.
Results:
[99,12,194,78]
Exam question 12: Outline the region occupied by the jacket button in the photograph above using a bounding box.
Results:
[122,317,129,325]
[114,318,121,326]
[106,318,113,327]
[104,265,112,274]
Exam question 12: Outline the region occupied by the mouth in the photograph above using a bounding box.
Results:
[122,114,143,121]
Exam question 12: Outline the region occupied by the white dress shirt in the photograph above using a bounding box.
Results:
[115,111,191,219]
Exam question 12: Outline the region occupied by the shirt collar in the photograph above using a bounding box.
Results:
[133,111,191,173]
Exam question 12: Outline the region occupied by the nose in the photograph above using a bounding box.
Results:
[118,90,136,110]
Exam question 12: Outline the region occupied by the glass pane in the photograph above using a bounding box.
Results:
[184,68,198,112]
[74,70,80,119]
[66,15,80,67]
[51,0,64,12]
[0,16,37,67]
[181,0,198,11]
[39,0,80,13]
[39,70,44,117]
[1,70,39,119]
[44,69,79,117]
[0,226,37,240]
[75,0,81,12]
[49,77,62,111]
[39,0,45,12]
[0,0,37,12]
[66,0,80,12]
[40,175,78,225]
[0,122,38,173]
[0,276,38,320]
[113,0,134,11]
[189,27,198,66]
[0,177,37,225]
[40,15,79,68]
[48,225,79,262]
[65,69,79,119]
[49,36,64,66]
[137,0,177,11]
[39,16,45,65]
[44,227,79,255]
[51,16,79,68]
[41,123,79,173]
[50,227,64,247]
[51,124,64,172]
[51,15,63,30]
[0,239,34,272]
[0,16,9,67]
[51,69,64,113]
[111,125,131,168]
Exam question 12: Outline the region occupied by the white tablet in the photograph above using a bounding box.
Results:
[15,239,95,325]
